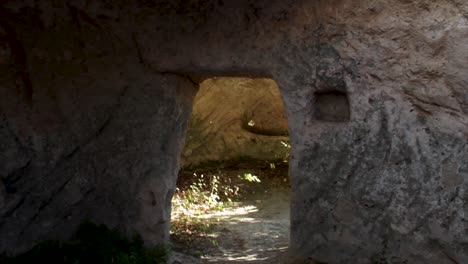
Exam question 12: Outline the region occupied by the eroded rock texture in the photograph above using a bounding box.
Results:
[181,77,289,168]
[0,6,198,251]
[0,1,467,263]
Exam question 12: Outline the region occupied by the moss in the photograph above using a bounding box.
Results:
[2,221,168,264]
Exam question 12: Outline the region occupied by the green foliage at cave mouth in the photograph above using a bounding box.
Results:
[2,221,168,264]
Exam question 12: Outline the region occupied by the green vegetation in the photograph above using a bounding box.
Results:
[170,172,248,241]
[242,173,261,183]
[170,169,264,246]
[171,154,292,259]
[171,160,289,249]
[2,221,168,264]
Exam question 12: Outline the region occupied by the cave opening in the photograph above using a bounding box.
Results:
[170,77,292,263]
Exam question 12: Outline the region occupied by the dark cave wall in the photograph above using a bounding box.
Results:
[0,11,198,250]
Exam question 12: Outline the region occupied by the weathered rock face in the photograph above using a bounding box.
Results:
[0,11,198,251]
[0,66,197,253]
[181,77,289,168]
[0,1,467,263]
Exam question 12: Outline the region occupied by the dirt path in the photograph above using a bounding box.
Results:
[172,185,291,264]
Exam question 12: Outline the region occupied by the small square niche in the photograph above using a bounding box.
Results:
[314,91,350,122]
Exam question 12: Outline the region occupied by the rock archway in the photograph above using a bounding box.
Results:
[173,77,292,263]
[0,1,467,263]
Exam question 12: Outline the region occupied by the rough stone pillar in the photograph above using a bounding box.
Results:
[0,58,197,252]
[274,17,468,264]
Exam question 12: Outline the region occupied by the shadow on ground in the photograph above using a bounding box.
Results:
[172,175,291,264]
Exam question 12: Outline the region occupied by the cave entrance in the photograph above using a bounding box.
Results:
[171,77,291,263]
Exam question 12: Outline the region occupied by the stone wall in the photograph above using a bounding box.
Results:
[0,1,467,263]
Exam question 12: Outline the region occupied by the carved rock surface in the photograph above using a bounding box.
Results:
[0,1,467,263]
[181,77,289,168]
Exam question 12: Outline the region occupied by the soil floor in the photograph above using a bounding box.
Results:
[171,163,291,264]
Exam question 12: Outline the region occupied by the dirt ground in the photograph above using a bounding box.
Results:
[171,164,291,264]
